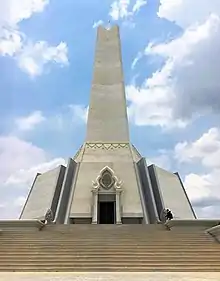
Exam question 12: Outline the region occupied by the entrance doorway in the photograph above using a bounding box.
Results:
[98,201,115,224]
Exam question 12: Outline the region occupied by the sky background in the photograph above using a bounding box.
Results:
[0,0,220,219]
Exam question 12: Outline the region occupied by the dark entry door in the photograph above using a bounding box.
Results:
[98,201,115,224]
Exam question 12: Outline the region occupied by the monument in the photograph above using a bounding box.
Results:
[19,25,197,225]
[1,24,220,274]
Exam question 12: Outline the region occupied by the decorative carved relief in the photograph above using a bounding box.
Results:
[99,169,115,190]
[92,166,122,191]
[86,143,129,150]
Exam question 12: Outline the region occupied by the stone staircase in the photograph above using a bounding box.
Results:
[0,224,220,272]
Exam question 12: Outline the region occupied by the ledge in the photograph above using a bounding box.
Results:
[206,225,220,243]
[0,219,45,230]
[165,219,220,229]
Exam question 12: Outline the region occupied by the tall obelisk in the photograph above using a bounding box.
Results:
[69,25,145,224]
[86,25,130,143]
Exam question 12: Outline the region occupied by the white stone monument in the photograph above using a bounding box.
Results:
[20,26,196,224]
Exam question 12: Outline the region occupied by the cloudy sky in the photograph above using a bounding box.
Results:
[0,0,220,220]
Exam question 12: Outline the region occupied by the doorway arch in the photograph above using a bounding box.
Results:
[91,166,122,224]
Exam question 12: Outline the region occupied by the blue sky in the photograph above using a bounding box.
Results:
[0,0,220,219]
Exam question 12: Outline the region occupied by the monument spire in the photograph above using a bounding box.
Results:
[86,25,130,143]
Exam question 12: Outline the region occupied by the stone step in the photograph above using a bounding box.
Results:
[0,237,212,241]
[1,244,214,249]
[1,230,207,233]
[1,238,210,242]
[1,247,219,251]
[1,236,209,240]
[0,235,210,238]
[1,236,209,239]
[1,251,219,256]
[0,232,209,235]
[1,256,220,262]
[1,234,209,237]
[1,248,219,253]
[2,228,208,232]
[3,228,206,231]
[1,250,220,256]
[2,252,220,257]
[1,266,220,272]
[0,240,212,244]
[1,245,217,249]
[1,260,220,265]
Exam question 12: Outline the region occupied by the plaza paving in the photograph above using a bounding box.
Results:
[0,273,220,281]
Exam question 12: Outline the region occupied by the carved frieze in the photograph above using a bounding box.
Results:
[86,142,129,150]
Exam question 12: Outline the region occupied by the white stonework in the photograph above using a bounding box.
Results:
[19,26,196,224]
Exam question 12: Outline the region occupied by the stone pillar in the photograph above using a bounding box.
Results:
[116,189,122,224]
[92,189,98,224]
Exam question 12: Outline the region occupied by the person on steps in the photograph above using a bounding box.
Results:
[44,208,54,225]
[165,209,173,221]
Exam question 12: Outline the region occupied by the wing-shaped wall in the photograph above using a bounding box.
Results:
[20,165,66,220]
[148,165,196,220]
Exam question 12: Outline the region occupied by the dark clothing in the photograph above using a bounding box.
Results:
[166,210,173,221]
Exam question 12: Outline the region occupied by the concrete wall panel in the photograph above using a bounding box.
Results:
[153,166,195,220]
[21,166,65,220]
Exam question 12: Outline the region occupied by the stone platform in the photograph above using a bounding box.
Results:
[0,273,220,281]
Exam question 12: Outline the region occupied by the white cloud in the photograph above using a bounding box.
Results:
[174,128,220,168]
[149,152,171,171]
[0,29,23,56]
[69,104,88,124]
[0,0,69,76]
[173,128,220,218]
[126,83,186,128]
[109,0,147,21]
[158,0,220,28]
[12,105,88,137]
[128,6,220,128]
[5,157,66,187]
[184,170,220,219]
[13,196,26,207]
[184,173,217,204]
[0,0,49,28]
[17,41,68,76]
[0,135,46,184]
[0,134,65,219]
[110,0,130,20]
[0,0,49,56]
[15,111,45,131]
[132,0,147,13]
[93,20,104,29]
